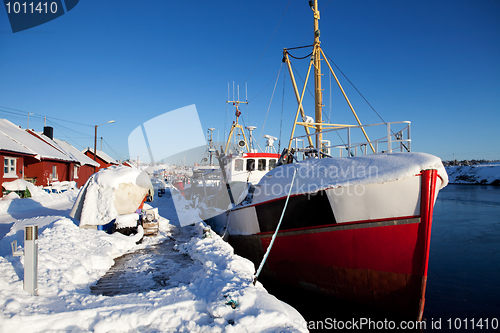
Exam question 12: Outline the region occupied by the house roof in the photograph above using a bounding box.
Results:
[0,130,37,156]
[27,130,100,168]
[83,148,118,165]
[0,119,74,162]
[54,139,100,167]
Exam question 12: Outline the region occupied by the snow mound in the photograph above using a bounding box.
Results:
[115,213,140,229]
[2,179,45,197]
[1,192,19,201]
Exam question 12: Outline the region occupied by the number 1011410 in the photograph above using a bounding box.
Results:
[5,2,58,14]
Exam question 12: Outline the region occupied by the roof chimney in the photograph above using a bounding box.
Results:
[43,126,54,140]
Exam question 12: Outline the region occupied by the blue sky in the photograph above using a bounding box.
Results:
[1,0,499,163]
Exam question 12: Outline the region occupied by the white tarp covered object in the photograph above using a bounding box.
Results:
[70,165,153,227]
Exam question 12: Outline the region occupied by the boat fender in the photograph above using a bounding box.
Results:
[221,227,229,242]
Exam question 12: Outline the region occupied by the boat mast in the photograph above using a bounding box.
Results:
[284,0,375,158]
[312,0,323,149]
[225,99,250,155]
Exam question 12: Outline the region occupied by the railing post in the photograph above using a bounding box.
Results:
[407,123,411,152]
[387,123,392,153]
[347,127,351,157]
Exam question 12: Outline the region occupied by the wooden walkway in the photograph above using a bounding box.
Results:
[91,228,203,296]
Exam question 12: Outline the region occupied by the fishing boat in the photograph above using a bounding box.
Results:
[188,98,281,227]
[221,98,281,185]
[208,0,448,320]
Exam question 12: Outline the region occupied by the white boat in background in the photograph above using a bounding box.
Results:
[186,98,280,224]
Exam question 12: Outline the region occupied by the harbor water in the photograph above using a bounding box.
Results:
[261,184,500,331]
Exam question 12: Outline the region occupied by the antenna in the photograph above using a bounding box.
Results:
[246,126,257,152]
[264,134,278,153]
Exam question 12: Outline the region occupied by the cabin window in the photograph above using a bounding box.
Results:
[246,159,255,171]
[234,159,243,171]
[269,159,277,170]
[258,159,266,171]
[74,165,79,179]
[51,165,58,180]
[3,157,17,178]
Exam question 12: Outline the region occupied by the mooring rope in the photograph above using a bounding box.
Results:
[253,164,298,284]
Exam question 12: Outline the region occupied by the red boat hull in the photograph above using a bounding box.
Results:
[229,169,438,320]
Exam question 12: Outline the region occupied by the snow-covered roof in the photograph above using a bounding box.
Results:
[0,130,37,157]
[83,148,118,165]
[0,119,73,161]
[28,130,100,168]
[54,139,100,167]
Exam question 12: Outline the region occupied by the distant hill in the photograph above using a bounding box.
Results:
[445,163,500,185]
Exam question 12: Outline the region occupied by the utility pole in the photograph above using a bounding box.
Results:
[27,112,34,129]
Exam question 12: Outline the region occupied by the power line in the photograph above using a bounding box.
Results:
[102,138,123,161]
[0,105,93,127]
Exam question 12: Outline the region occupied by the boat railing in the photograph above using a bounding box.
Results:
[292,121,411,158]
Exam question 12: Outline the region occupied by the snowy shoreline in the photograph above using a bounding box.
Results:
[445,163,500,185]
[0,189,307,332]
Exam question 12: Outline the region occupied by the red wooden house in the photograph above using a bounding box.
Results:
[83,148,118,172]
[0,119,99,196]
[122,161,134,168]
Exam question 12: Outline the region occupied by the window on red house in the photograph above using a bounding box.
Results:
[52,165,58,180]
[3,157,17,178]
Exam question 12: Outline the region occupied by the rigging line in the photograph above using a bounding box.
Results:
[323,51,409,152]
[249,64,284,103]
[288,56,347,149]
[278,67,286,153]
[258,63,283,147]
[253,164,298,284]
[243,0,291,84]
[287,51,313,60]
[224,102,228,143]
[323,51,386,123]
[285,44,314,51]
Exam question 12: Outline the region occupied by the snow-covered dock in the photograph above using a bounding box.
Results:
[0,187,307,332]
